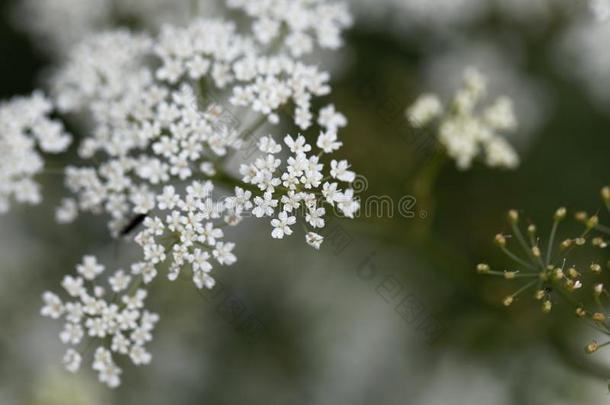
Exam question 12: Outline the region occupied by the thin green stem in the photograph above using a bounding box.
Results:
[240,115,268,142]
[211,170,258,194]
[596,341,610,350]
[510,279,538,297]
[487,270,539,278]
[546,220,559,266]
[595,224,610,235]
[511,222,536,263]
[500,246,537,271]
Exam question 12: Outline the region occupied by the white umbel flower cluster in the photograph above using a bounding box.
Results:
[238,114,360,243]
[28,0,356,388]
[41,255,159,388]
[407,68,519,170]
[53,15,352,234]
[0,93,72,213]
[132,180,236,290]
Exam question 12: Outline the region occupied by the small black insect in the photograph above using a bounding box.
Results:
[544,287,553,294]
[119,213,148,237]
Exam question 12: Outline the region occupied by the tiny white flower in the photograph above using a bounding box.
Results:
[63,349,81,373]
[316,130,342,154]
[109,270,132,293]
[61,275,85,297]
[77,256,105,281]
[406,94,443,127]
[60,322,84,345]
[305,232,324,250]
[213,242,237,265]
[284,134,312,154]
[41,292,64,319]
[318,104,347,132]
[55,198,78,223]
[306,207,326,229]
[252,193,278,218]
[271,211,296,239]
[129,345,152,366]
[258,136,282,154]
[330,160,356,183]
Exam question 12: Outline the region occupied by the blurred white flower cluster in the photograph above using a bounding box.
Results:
[407,68,519,170]
[422,43,549,145]
[0,0,358,388]
[589,0,610,20]
[226,0,351,56]
[13,0,223,56]
[0,93,72,213]
[559,18,610,110]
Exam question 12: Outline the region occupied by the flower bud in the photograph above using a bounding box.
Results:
[554,207,567,221]
[576,307,587,317]
[495,234,506,247]
[504,271,516,280]
[542,300,552,313]
[508,210,519,224]
[585,341,599,354]
[602,186,610,203]
[592,312,606,322]
[527,224,536,235]
[566,279,582,291]
[532,246,541,258]
[590,263,602,274]
[575,211,588,222]
[587,215,599,229]
[476,263,490,274]
[593,237,607,248]
[502,296,514,307]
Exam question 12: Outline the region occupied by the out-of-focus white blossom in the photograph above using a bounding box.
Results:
[589,0,610,21]
[226,0,352,56]
[350,0,486,34]
[305,232,324,249]
[406,94,443,127]
[13,0,223,56]
[408,68,519,170]
[558,20,610,109]
[0,93,72,213]
[13,0,112,55]
[15,0,350,58]
[423,43,549,144]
